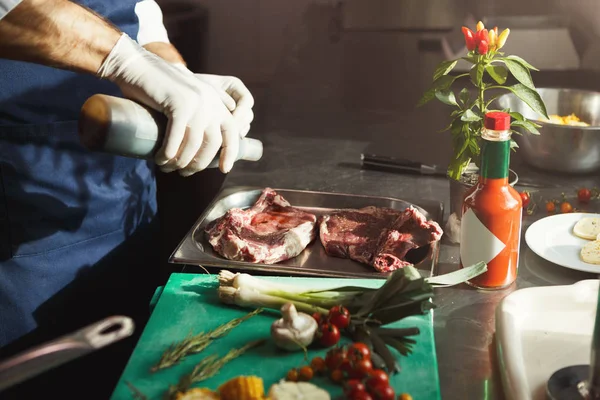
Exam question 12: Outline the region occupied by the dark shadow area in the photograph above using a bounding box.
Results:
[0,217,162,400]
[0,77,164,398]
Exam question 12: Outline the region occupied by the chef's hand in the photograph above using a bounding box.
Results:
[194,74,255,138]
[97,33,241,175]
[172,65,255,138]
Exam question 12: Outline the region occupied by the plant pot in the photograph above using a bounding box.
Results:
[449,169,519,218]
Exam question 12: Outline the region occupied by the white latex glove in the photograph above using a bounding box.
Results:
[172,64,255,138]
[97,34,241,175]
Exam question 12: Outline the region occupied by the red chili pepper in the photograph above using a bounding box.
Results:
[476,29,489,46]
[478,40,489,55]
[461,26,476,51]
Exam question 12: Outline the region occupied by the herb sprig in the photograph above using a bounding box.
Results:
[152,308,263,372]
[165,339,266,400]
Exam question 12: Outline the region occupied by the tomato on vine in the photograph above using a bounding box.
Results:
[519,191,531,208]
[560,201,573,213]
[546,201,556,214]
[577,187,592,204]
[318,322,341,347]
[328,305,351,329]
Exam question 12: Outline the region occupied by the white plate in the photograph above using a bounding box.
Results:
[525,212,600,274]
[496,280,598,400]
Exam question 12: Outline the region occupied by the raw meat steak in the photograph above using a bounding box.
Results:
[205,188,317,264]
[319,206,443,272]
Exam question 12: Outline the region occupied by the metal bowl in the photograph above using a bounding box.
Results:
[496,88,600,174]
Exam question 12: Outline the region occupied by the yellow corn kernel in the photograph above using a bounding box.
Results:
[497,28,510,49]
[219,376,265,400]
[476,21,485,32]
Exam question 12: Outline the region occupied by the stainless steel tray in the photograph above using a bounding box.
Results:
[169,186,444,279]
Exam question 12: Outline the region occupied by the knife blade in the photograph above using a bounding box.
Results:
[361,153,448,176]
[360,153,557,188]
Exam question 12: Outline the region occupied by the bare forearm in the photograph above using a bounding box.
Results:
[143,42,186,66]
[0,0,121,74]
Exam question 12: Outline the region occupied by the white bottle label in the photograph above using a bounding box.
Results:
[460,208,507,267]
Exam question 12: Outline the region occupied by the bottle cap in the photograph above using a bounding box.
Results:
[484,112,511,131]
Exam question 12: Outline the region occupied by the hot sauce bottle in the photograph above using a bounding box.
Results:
[460,112,523,289]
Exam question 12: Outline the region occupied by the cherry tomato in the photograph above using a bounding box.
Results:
[350,359,373,379]
[340,359,354,377]
[344,379,366,397]
[560,201,573,213]
[328,305,351,329]
[348,390,374,400]
[325,347,347,370]
[312,312,323,325]
[366,369,390,387]
[348,342,371,362]
[298,366,313,381]
[310,356,326,375]
[546,201,556,213]
[318,322,341,347]
[286,368,298,382]
[329,369,344,384]
[369,383,396,400]
[398,394,413,400]
[578,188,592,204]
[519,191,530,208]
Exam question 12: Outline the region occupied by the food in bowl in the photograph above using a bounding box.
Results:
[543,113,590,127]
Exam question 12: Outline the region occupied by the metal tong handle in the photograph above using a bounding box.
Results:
[0,315,134,392]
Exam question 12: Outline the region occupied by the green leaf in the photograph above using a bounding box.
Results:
[417,75,459,107]
[469,63,485,86]
[459,88,470,106]
[485,65,508,85]
[433,60,458,81]
[435,89,458,106]
[461,109,481,122]
[504,59,535,90]
[426,261,487,286]
[511,139,519,149]
[505,55,539,71]
[509,111,525,121]
[506,84,549,119]
[512,119,541,135]
[468,138,479,155]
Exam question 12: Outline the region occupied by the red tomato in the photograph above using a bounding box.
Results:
[350,359,373,379]
[560,201,573,213]
[546,201,556,213]
[366,369,390,387]
[318,322,341,347]
[328,305,351,329]
[578,188,592,204]
[348,389,374,400]
[312,312,323,325]
[348,342,371,362]
[519,191,530,208]
[325,347,347,370]
[369,383,396,400]
[344,379,366,397]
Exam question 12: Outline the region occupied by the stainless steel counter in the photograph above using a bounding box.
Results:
[215,113,599,399]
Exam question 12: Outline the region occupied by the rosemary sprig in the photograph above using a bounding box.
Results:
[126,381,149,400]
[152,307,263,372]
[165,339,266,400]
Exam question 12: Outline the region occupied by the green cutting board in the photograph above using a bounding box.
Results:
[111,273,441,400]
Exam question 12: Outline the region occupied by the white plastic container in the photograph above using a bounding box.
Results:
[78,94,263,169]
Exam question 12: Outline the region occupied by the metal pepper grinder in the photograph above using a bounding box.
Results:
[78,94,263,168]
[546,281,600,399]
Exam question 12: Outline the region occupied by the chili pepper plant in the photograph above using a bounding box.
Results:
[418,21,549,181]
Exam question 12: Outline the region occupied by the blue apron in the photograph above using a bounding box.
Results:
[0,0,159,348]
